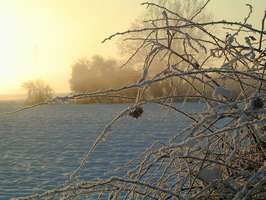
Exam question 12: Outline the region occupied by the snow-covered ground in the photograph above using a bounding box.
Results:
[0,102,202,199]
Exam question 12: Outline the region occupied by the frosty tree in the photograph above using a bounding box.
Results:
[22,80,54,105]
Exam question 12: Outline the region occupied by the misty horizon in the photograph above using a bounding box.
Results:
[1,0,265,96]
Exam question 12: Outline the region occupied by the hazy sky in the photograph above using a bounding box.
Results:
[0,0,265,95]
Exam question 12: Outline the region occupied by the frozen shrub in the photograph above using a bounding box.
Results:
[13,1,266,199]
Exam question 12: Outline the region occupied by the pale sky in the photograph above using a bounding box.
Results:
[0,0,265,95]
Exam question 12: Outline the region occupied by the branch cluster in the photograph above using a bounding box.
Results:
[13,1,266,199]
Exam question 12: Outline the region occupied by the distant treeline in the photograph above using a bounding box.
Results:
[22,80,54,105]
[69,55,259,104]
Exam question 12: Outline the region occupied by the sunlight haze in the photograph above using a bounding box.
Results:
[0,0,265,96]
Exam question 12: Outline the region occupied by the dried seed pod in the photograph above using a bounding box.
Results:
[193,62,200,69]
[252,97,264,109]
[129,106,143,119]
[249,35,256,41]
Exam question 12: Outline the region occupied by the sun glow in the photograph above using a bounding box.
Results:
[0,0,264,98]
[0,0,145,96]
